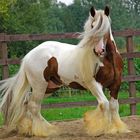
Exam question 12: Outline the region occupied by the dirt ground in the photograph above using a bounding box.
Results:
[0,116,140,140]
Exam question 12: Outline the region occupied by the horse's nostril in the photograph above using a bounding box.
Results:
[102,49,105,52]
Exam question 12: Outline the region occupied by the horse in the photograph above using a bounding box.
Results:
[0,6,129,137]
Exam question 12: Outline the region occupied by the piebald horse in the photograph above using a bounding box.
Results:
[0,6,129,137]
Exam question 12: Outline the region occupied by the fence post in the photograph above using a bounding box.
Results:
[0,34,9,79]
[126,35,136,115]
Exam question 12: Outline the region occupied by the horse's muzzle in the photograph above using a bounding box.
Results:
[93,48,106,57]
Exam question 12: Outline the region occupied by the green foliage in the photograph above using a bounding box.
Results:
[0,0,16,15]
[135,58,140,90]
[0,113,4,125]
[8,41,42,58]
[9,65,19,76]
[4,0,51,33]
[0,0,16,32]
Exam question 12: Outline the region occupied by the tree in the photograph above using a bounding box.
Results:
[122,0,140,28]
[1,0,51,33]
[0,0,16,32]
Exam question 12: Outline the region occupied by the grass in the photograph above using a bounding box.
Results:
[0,114,3,125]
[41,106,95,121]
[42,94,96,104]
[0,91,140,125]
[42,91,131,104]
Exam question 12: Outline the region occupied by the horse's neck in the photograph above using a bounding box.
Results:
[106,37,119,57]
[78,36,98,48]
[76,38,101,82]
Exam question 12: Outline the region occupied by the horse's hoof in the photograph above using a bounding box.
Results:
[107,117,131,134]
[17,116,59,137]
[84,107,110,136]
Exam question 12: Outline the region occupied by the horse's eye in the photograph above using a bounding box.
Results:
[91,19,95,28]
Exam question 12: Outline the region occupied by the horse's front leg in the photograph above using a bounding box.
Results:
[109,88,130,134]
[84,79,111,136]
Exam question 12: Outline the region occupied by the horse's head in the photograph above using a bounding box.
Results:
[84,6,111,57]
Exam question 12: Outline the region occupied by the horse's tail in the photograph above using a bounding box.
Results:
[0,60,30,126]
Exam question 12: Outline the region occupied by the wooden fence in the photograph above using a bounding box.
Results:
[0,29,140,115]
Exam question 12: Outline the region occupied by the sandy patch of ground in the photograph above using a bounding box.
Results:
[0,116,140,140]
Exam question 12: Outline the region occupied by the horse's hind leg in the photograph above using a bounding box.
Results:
[108,86,130,134]
[17,84,58,137]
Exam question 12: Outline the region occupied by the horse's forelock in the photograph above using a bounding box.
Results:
[94,12,111,36]
[83,10,111,38]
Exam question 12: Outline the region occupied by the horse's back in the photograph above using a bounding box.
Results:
[26,41,76,58]
[23,41,77,83]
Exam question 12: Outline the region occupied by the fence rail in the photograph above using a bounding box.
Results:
[41,97,140,109]
[0,29,140,115]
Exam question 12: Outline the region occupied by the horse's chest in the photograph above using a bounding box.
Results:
[95,58,115,87]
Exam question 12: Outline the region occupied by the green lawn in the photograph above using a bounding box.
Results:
[41,106,95,121]
[42,91,132,104]
[0,114,3,125]
[0,91,140,125]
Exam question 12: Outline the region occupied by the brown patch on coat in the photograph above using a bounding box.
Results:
[45,87,60,94]
[43,57,86,93]
[69,82,86,90]
[45,80,60,93]
[43,57,62,93]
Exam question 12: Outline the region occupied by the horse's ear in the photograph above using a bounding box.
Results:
[90,6,96,17]
[104,6,110,16]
